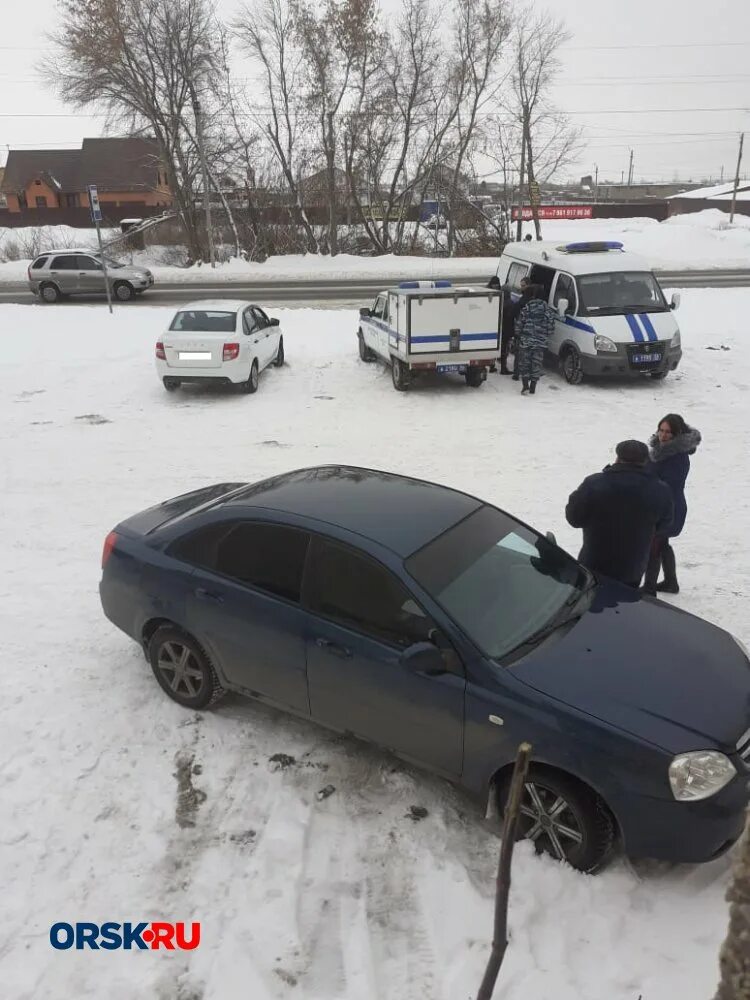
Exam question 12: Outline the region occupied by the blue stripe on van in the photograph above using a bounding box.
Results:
[563,316,595,334]
[625,314,645,343]
[640,314,659,342]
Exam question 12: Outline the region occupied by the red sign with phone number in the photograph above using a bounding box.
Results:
[511,205,593,221]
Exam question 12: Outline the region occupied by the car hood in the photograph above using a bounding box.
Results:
[511,584,750,754]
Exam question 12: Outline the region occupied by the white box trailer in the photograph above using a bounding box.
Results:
[357,281,502,390]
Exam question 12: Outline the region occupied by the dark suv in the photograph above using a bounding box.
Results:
[28,250,153,303]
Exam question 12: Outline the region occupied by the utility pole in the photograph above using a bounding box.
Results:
[627,149,634,187]
[720,164,724,183]
[594,164,599,203]
[730,132,744,224]
[188,81,216,268]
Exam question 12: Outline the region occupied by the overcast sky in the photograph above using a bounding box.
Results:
[2,0,749,184]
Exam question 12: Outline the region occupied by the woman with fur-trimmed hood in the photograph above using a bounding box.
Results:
[642,413,702,595]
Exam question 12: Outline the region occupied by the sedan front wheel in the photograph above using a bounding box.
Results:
[501,766,615,872]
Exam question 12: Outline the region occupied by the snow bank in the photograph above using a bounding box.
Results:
[2,289,749,999]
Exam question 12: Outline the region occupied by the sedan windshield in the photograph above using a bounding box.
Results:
[406,506,590,661]
[577,271,668,316]
[170,311,237,333]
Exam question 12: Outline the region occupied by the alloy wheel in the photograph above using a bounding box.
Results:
[519,781,584,861]
[156,641,206,699]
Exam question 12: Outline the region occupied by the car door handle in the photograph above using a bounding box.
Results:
[195,587,225,604]
[315,637,352,658]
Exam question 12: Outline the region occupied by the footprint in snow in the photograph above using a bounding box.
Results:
[75,414,111,425]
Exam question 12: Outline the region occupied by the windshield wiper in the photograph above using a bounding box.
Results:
[503,576,597,658]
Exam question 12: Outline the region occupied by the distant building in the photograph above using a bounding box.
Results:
[1,137,172,217]
[667,181,750,218]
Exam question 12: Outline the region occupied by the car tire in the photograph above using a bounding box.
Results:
[465,368,484,388]
[240,359,259,394]
[40,282,60,304]
[499,766,615,873]
[391,357,410,391]
[274,336,285,367]
[650,370,668,381]
[358,330,375,362]
[561,346,585,385]
[163,377,181,391]
[114,281,135,302]
[148,625,226,710]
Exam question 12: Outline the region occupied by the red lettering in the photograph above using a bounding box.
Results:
[149,922,176,950]
[175,922,201,950]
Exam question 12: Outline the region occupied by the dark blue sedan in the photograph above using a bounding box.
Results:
[100,466,750,872]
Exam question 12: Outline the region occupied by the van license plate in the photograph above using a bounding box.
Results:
[633,353,661,364]
[437,364,466,373]
[178,352,212,360]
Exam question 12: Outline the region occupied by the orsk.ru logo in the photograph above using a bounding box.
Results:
[49,922,201,950]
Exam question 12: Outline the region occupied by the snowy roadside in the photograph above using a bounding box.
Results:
[1,210,749,286]
[1,289,748,999]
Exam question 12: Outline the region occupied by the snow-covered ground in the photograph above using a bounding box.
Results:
[0,209,749,285]
[2,289,749,1000]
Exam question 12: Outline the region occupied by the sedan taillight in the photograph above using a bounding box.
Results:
[155,342,166,359]
[223,343,240,361]
[102,531,118,568]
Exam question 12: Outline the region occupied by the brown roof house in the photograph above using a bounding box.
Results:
[1,137,172,217]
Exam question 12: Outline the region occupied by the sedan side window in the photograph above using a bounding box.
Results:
[251,307,267,329]
[242,310,256,335]
[304,537,436,648]
[50,255,77,270]
[77,255,102,270]
[171,521,310,604]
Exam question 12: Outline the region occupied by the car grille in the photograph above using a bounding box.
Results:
[625,340,667,370]
[736,727,750,764]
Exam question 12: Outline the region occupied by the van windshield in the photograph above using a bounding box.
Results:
[577,271,668,316]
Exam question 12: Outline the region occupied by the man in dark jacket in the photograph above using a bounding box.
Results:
[565,440,674,588]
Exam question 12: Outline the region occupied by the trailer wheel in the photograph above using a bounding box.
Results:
[391,357,410,391]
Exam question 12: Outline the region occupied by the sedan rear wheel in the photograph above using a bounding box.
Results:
[274,336,285,367]
[148,625,225,710]
[501,767,615,872]
[240,358,259,394]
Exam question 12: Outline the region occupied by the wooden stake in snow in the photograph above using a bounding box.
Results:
[477,741,532,1000]
[714,808,750,1000]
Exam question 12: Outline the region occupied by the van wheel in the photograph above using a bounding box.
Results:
[465,368,484,388]
[499,766,615,873]
[561,347,584,385]
[391,357,410,391]
[650,370,668,381]
[358,330,375,362]
[114,281,135,302]
[40,282,60,304]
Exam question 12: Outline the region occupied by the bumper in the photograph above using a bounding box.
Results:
[578,345,682,378]
[614,773,749,863]
[155,361,249,385]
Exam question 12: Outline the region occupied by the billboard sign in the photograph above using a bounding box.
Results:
[511,205,594,221]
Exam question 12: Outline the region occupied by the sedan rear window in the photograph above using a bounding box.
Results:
[31,256,50,269]
[170,310,237,333]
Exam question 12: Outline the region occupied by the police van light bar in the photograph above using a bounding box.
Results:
[559,241,624,254]
[398,280,453,289]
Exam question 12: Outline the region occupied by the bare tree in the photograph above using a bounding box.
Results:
[46,0,223,261]
[235,0,319,252]
[511,9,574,240]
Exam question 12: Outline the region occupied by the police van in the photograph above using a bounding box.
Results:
[496,241,683,383]
[357,281,501,391]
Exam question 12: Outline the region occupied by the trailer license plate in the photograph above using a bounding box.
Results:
[633,353,661,364]
[178,352,212,360]
[437,364,467,373]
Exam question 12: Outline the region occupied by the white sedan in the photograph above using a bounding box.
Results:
[155,300,284,394]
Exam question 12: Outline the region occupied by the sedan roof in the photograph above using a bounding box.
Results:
[225,466,482,557]
[173,300,253,313]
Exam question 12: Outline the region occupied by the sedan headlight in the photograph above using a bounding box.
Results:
[594,334,617,353]
[671,329,681,348]
[669,751,736,801]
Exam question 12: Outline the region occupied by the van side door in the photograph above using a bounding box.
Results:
[550,272,580,356]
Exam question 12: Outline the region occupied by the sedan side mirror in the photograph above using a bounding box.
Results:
[670,292,681,311]
[545,530,557,546]
[556,298,569,319]
[400,641,446,676]
[269,317,280,326]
